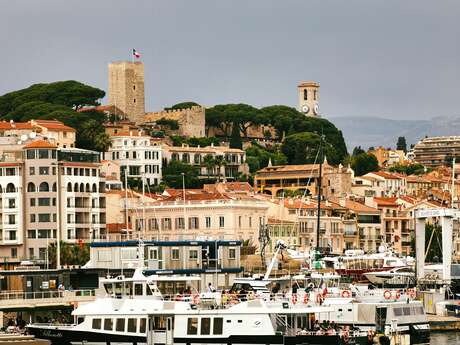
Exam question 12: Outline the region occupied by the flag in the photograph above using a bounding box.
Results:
[132,49,141,59]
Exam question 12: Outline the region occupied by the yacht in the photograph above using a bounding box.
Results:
[364,266,415,287]
[27,268,369,345]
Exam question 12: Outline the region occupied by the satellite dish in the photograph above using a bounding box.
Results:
[29,132,36,139]
[17,140,22,145]
[20,134,27,141]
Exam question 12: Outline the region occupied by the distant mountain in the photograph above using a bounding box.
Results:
[329,116,460,152]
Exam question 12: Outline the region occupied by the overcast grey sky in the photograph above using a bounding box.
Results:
[1,0,459,119]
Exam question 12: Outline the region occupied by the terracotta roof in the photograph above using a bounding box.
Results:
[369,171,402,179]
[110,131,148,137]
[399,195,417,204]
[22,139,57,149]
[106,189,139,198]
[34,120,75,132]
[374,197,399,207]
[0,121,34,130]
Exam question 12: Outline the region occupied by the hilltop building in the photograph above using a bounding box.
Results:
[298,81,320,117]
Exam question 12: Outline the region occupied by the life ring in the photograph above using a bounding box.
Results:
[384,290,392,300]
[341,290,351,298]
[407,288,416,298]
[192,294,200,304]
[291,293,298,304]
[395,290,401,299]
[303,293,309,304]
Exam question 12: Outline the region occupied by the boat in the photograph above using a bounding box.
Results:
[364,266,415,287]
[27,268,370,345]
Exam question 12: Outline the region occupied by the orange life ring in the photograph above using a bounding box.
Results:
[407,288,416,298]
[303,293,309,304]
[291,293,298,304]
[384,290,392,300]
[341,290,351,298]
[395,290,401,299]
[192,294,200,304]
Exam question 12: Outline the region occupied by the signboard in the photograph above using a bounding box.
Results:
[415,208,456,219]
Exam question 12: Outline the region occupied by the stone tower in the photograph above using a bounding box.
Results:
[108,61,145,123]
[297,81,320,117]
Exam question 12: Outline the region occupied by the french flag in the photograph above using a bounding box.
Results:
[132,49,141,59]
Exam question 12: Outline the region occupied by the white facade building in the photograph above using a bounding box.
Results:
[104,133,162,185]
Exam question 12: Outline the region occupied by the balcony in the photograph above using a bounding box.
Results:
[344,230,357,236]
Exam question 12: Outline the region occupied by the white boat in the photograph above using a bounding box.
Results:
[27,267,369,345]
[364,266,415,286]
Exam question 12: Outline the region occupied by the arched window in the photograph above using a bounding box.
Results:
[85,183,90,192]
[74,183,79,192]
[6,183,15,193]
[52,183,57,192]
[67,183,72,192]
[171,153,179,161]
[304,89,308,100]
[194,154,201,164]
[79,183,84,192]
[27,182,36,192]
[92,183,97,193]
[39,182,49,192]
[182,153,190,163]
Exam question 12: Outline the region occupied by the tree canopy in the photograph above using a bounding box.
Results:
[162,160,201,188]
[0,81,108,152]
[351,153,379,176]
[245,142,288,173]
[396,136,407,153]
[166,101,200,110]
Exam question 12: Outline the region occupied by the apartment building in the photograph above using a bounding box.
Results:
[128,189,268,243]
[413,136,460,168]
[363,171,406,196]
[0,139,107,264]
[162,144,248,181]
[103,131,162,185]
[254,161,352,197]
[0,120,76,148]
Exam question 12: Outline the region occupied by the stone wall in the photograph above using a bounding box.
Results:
[144,106,205,137]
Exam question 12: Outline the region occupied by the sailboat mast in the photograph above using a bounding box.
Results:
[316,136,323,254]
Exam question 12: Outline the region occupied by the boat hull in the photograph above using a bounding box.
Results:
[27,325,368,345]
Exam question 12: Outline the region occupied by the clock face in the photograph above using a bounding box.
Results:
[302,105,310,114]
[314,104,319,115]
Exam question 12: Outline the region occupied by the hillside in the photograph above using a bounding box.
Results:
[330,116,460,150]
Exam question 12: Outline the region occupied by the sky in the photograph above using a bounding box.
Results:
[1,0,459,120]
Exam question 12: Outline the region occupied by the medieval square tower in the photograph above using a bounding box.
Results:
[108,61,145,123]
[298,81,320,117]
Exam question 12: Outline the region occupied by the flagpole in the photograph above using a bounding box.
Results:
[131,49,134,63]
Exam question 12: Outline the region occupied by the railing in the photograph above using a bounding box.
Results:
[141,199,268,208]
[0,289,95,301]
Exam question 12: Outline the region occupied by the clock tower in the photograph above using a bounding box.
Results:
[298,81,320,117]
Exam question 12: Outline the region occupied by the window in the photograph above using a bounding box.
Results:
[38,149,49,159]
[11,248,17,258]
[205,217,211,228]
[189,250,198,260]
[134,284,143,296]
[38,213,51,222]
[8,215,16,225]
[8,198,16,208]
[38,230,51,239]
[27,182,36,192]
[27,230,36,239]
[29,167,35,175]
[171,248,180,260]
[162,218,172,230]
[238,216,242,228]
[127,318,137,333]
[176,217,185,229]
[229,248,236,259]
[304,89,308,100]
[27,150,35,159]
[29,248,34,259]
[39,182,49,192]
[187,318,198,335]
[249,217,252,227]
[201,318,211,335]
[213,318,223,335]
[116,319,125,332]
[92,319,101,329]
[5,168,15,176]
[38,198,50,206]
[219,216,225,228]
[30,214,36,223]
[139,318,146,333]
[30,198,35,207]
[9,231,17,241]
[104,318,113,331]
[189,217,199,229]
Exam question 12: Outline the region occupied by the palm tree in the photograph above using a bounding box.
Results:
[94,132,112,153]
[214,155,227,182]
[203,154,216,180]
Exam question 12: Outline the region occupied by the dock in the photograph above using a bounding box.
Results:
[0,334,49,345]
[428,314,460,331]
